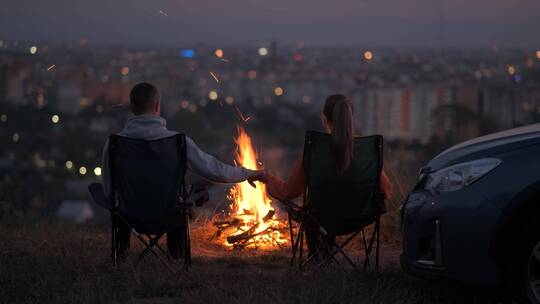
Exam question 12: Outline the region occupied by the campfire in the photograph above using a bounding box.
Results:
[213,127,289,250]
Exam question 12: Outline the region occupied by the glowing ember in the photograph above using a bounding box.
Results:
[214,127,288,249]
[234,106,251,123]
[209,71,220,83]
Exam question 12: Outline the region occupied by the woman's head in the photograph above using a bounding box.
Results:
[322,94,354,172]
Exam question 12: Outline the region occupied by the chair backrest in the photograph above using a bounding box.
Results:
[302,131,384,235]
[109,134,187,230]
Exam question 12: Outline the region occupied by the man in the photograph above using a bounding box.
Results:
[101,82,263,259]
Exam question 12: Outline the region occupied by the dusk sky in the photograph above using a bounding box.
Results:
[1,0,540,47]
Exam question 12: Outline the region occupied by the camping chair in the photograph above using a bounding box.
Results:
[285,131,386,273]
[88,134,192,272]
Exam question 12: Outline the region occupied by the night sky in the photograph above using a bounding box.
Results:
[1,0,539,47]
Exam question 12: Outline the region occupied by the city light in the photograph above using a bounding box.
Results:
[225,96,235,105]
[274,87,284,96]
[0,114,7,122]
[364,51,374,61]
[29,46,37,54]
[507,65,516,75]
[208,90,218,100]
[65,160,74,169]
[51,114,60,124]
[188,104,198,113]
[258,47,268,56]
[12,133,19,142]
[121,66,129,76]
[247,70,257,79]
[79,166,87,175]
[94,167,102,176]
[214,48,224,58]
[180,49,196,58]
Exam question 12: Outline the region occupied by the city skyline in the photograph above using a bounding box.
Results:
[1,0,540,48]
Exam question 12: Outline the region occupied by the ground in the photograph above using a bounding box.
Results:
[0,222,508,304]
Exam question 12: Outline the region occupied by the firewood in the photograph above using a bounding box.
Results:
[263,210,275,222]
[226,224,258,244]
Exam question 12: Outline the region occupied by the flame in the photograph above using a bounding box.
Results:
[220,126,288,249]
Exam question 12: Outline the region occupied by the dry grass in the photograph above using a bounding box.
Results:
[0,222,506,304]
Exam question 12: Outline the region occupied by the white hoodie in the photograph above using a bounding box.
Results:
[101,115,253,197]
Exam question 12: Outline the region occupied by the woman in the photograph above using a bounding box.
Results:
[265,94,393,257]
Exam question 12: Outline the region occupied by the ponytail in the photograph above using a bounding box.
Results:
[323,94,354,173]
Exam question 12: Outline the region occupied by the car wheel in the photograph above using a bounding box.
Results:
[508,216,540,303]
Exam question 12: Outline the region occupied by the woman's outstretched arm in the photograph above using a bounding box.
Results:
[266,154,306,202]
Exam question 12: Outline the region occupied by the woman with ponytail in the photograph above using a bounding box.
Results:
[265,94,393,257]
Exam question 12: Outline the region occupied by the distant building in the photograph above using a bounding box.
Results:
[56,200,94,223]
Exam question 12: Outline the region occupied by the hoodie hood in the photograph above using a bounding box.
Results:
[118,115,177,140]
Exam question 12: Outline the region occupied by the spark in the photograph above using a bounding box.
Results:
[158,9,168,16]
[235,106,251,123]
[209,71,220,83]
[46,64,56,71]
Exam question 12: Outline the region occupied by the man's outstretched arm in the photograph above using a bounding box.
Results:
[186,136,261,183]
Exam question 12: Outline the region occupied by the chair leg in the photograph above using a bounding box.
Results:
[290,221,303,268]
[111,213,118,266]
[361,229,371,268]
[184,210,192,269]
[375,219,380,271]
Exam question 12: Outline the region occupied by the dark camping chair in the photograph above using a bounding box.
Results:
[284,131,386,272]
[88,134,194,272]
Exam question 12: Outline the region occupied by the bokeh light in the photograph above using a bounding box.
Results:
[94,167,102,176]
[79,166,87,175]
[225,96,235,105]
[12,133,20,142]
[121,66,130,76]
[247,70,257,79]
[507,65,516,75]
[29,46,37,54]
[214,48,224,58]
[274,87,284,96]
[51,114,60,124]
[536,50,540,59]
[65,160,74,169]
[364,51,373,61]
[258,47,268,56]
[180,100,190,109]
[0,114,7,122]
[208,90,218,100]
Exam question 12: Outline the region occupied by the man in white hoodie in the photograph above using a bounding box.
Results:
[101,82,264,258]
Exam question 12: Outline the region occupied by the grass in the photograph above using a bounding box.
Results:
[0,222,507,304]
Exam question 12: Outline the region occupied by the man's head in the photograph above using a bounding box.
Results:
[130,82,161,115]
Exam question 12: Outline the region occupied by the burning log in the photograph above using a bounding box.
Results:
[263,210,275,222]
[226,224,259,244]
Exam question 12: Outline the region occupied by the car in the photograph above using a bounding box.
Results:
[400,123,540,303]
